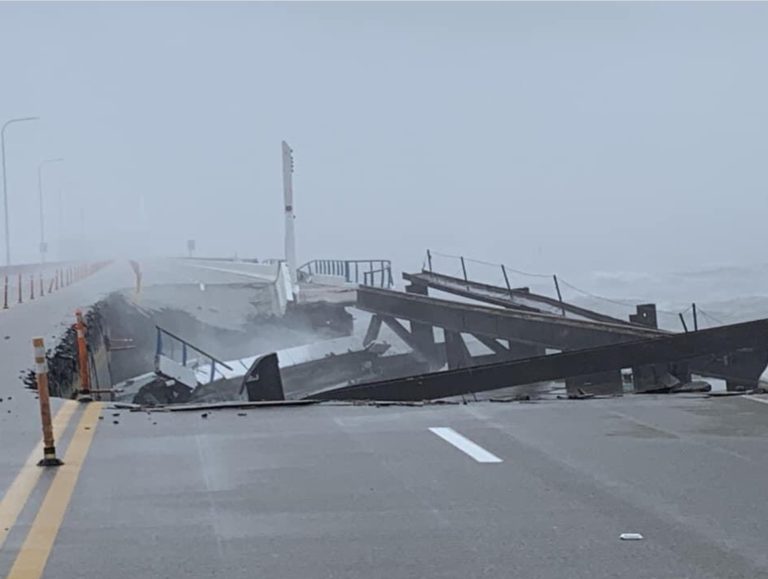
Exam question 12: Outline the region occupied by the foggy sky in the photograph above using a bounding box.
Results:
[0,1,766,277]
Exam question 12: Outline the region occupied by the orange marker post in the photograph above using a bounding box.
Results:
[33,337,63,466]
[75,309,92,402]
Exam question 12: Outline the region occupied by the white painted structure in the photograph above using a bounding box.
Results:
[193,335,365,386]
[282,140,299,299]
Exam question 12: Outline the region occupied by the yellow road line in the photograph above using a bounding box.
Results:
[0,401,79,551]
[6,402,101,579]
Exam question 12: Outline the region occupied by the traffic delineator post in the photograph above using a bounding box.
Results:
[129,260,142,295]
[29,275,34,300]
[17,273,22,304]
[75,309,92,402]
[39,273,44,296]
[33,337,63,467]
[3,276,7,309]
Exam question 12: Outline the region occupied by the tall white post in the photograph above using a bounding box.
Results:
[281,140,299,298]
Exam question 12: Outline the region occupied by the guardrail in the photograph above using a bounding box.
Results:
[0,261,110,311]
[154,326,233,385]
[297,259,393,288]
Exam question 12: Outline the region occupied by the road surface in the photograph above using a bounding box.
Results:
[1,394,767,578]
[0,258,276,507]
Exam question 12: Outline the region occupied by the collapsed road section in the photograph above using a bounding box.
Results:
[24,255,768,407]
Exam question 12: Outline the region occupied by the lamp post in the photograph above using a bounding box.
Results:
[2,116,40,265]
[37,158,64,263]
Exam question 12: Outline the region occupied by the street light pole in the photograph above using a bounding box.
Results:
[2,116,40,266]
[37,158,64,264]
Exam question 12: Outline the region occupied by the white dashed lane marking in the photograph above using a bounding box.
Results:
[429,427,503,463]
[743,395,768,406]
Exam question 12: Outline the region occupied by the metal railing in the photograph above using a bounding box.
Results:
[298,259,393,288]
[154,326,233,383]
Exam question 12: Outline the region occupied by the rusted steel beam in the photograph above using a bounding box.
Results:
[310,317,768,401]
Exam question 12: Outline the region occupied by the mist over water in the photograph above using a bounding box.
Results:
[0,2,766,307]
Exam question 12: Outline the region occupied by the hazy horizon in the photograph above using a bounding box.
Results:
[1,1,766,278]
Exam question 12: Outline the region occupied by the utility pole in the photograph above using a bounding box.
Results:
[2,116,40,265]
[281,140,298,298]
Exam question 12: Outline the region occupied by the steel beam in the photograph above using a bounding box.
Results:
[363,314,383,347]
[404,270,636,326]
[444,330,471,369]
[310,317,768,401]
[379,316,432,364]
[405,283,438,367]
[474,335,510,355]
[357,286,662,351]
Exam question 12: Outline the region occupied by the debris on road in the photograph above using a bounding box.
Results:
[620,533,644,541]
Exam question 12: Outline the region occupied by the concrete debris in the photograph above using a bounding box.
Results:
[109,402,141,410]
[133,378,192,406]
[639,380,712,394]
[569,389,596,400]
[489,394,532,403]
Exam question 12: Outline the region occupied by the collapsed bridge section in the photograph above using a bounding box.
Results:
[313,317,768,401]
[357,277,768,394]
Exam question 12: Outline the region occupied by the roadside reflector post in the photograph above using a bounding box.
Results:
[17,273,22,303]
[75,309,92,402]
[3,276,7,309]
[39,273,44,296]
[33,337,63,467]
[129,260,142,295]
[29,275,34,300]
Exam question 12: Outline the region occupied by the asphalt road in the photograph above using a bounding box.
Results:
[0,258,276,505]
[1,394,767,578]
